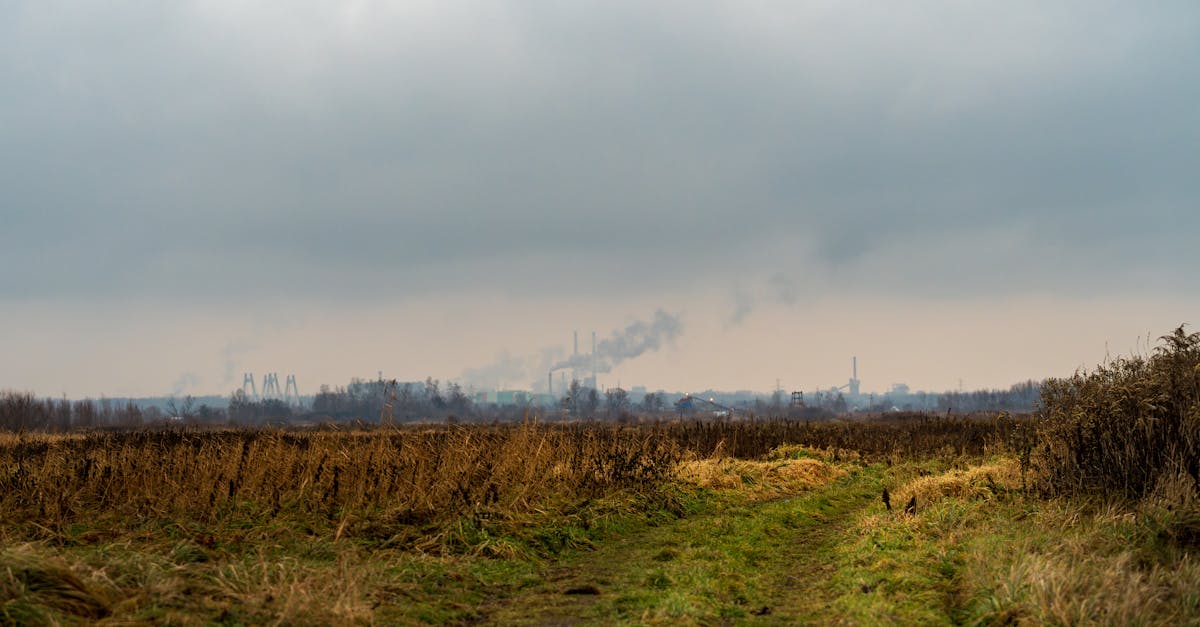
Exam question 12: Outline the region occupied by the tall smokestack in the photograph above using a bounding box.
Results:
[573,331,578,356]
[592,331,597,388]
[548,371,553,397]
[849,355,861,397]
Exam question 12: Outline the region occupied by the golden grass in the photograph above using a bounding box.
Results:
[892,458,1022,513]
[765,443,862,463]
[0,424,683,539]
[674,456,847,500]
[209,552,375,625]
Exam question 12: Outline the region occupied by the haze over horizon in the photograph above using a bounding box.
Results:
[3,2,1197,399]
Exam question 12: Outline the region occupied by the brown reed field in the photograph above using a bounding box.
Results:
[0,416,1020,543]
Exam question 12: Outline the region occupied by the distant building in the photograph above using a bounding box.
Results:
[472,390,537,406]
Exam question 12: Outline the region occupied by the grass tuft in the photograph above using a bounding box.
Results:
[0,545,113,622]
[891,458,1022,513]
[675,456,847,501]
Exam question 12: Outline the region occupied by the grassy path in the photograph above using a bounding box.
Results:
[480,466,882,625]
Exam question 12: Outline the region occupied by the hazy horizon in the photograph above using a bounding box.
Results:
[3,2,1197,399]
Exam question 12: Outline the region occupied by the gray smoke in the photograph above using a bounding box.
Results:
[221,339,256,385]
[725,283,756,328]
[460,350,546,391]
[172,372,200,396]
[460,310,683,391]
[725,273,802,327]
[550,309,683,374]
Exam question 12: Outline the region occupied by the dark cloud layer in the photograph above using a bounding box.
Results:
[2,1,1197,305]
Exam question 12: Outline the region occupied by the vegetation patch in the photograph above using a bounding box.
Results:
[963,502,1200,625]
[890,457,1022,514]
[485,466,880,624]
[1034,325,1200,501]
[0,545,114,624]
[675,454,847,501]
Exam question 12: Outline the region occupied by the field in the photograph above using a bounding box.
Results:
[3,329,1200,624]
[0,417,1195,625]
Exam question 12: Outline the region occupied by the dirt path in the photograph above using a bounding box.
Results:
[478,468,882,625]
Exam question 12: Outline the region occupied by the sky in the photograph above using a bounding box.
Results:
[2,1,1198,399]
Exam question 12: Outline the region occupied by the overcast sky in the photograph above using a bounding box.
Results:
[2,1,1197,398]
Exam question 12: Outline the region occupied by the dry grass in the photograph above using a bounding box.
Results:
[0,541,425,625]
[208,553,375,625]
[0,416,1058,624]
[765,442,863,463]
[0,416,1027,540]
[845,457,1200,625]
[0,423,682,541]
[890,458,1022,514]
[675,455,847,501]
[0,545,114,624]
[970,502,1200,625]
[1034,325,1200,501]
[4,418,1197,624]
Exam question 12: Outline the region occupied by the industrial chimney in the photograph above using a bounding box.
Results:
[849,356,861,397]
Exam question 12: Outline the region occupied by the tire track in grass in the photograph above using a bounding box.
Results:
[759,467,882,622]
[478,467,882,625]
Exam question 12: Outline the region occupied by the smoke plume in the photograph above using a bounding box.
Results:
[172,372,200,396]
[459,309,683,391]
[459,350,544,391]
[550,309,683,374]
[221,339,257,386]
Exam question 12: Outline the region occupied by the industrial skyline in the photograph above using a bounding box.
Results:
[231,352,957,409]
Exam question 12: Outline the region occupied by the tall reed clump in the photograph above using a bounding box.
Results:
[0,421,684,544]
[1034,325,1200,501]
[662,413,1024,461]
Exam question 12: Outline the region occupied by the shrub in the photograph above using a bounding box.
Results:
[1034,325,1200,500]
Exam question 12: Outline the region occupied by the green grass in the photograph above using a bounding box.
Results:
[0,480,703,624]
[807,461,1200,626]
[486,463,881,624]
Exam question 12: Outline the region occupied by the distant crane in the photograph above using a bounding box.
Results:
[261,373,283,400]
[241,373,258,401]
[284,375,300,406]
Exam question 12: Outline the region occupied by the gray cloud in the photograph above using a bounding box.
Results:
[2,1,1198,306]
